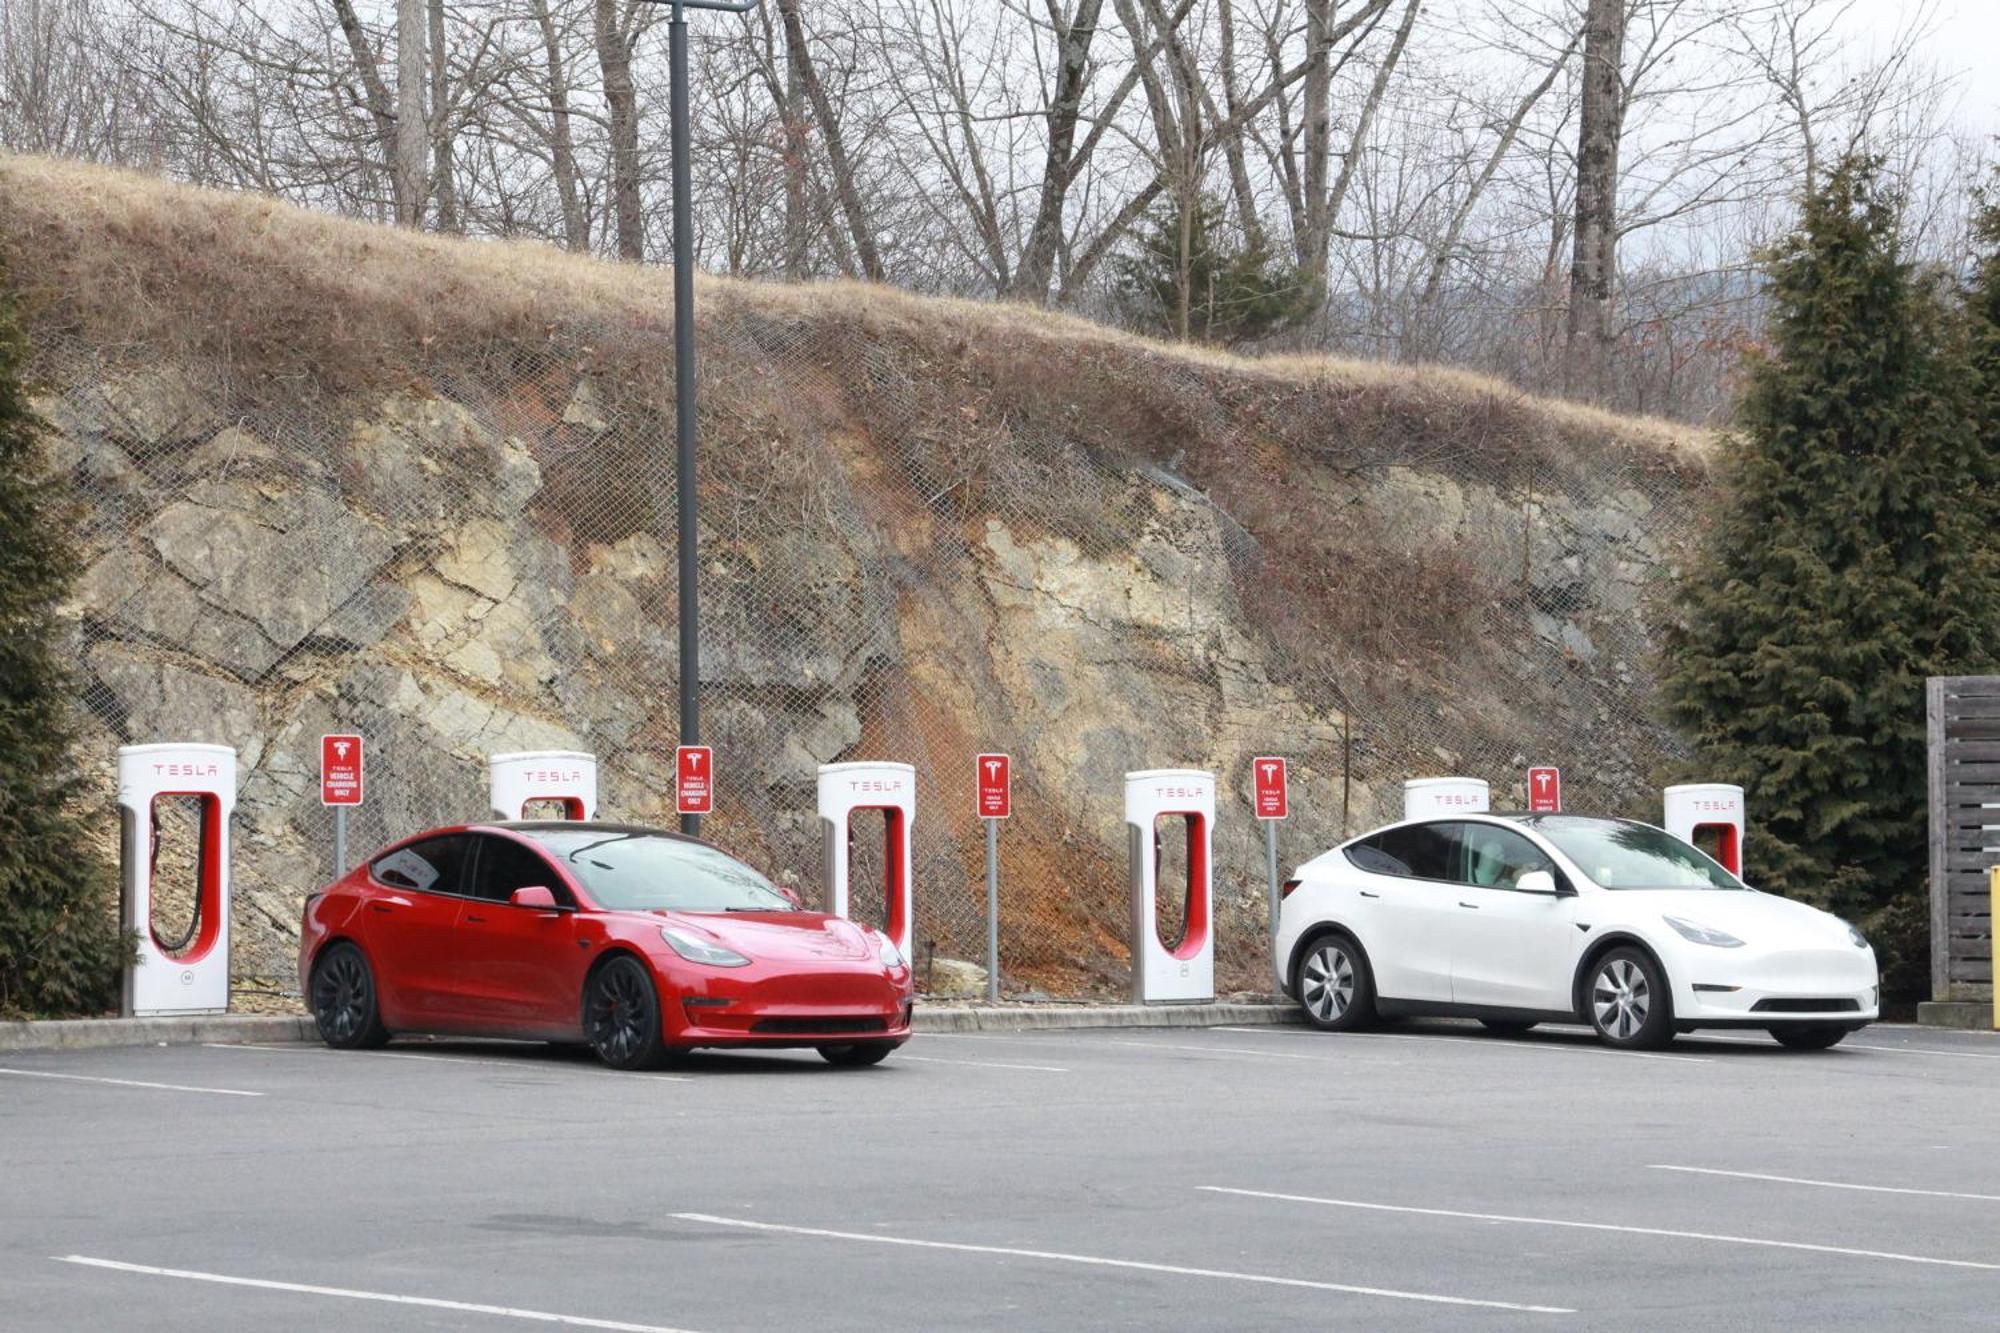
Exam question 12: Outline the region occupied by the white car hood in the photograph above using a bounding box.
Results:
[1619,888,1853,948]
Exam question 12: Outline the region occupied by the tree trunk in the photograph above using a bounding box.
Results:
[530,0,587,252]
[1565,0,1626,402]
[427,0,459,232]
[330,0,400,221]
[778,0,882,281]
[393,0,427,227]
[782,48,810,278]
[594,0,644,261]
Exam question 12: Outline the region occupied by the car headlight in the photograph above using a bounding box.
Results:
[1845,921,1869,949]
[659,926,751,967]
[1663,915,1745,948]
[877,933,905,969]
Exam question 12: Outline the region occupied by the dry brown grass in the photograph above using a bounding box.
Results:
[0,152,1713,464]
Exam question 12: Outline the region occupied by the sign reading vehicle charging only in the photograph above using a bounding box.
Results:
[1252,756,1288,820]
[321,734,363,806]
[977,753,1011,819]
[1528,766,1562,812]
[677,746,713,815]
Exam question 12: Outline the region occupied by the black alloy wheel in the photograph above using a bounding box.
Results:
[583,955,668,1071]
[310,943,390,1049]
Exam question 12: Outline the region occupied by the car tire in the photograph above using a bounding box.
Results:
[583,955,668,1071]
[309,942,391,1050]
[1769,1024,1849,1051]
[818,1042,895,1068]
[1480,1019,1538,1036]
[1586,946,1674,1049]
[1294,932,1376,1031]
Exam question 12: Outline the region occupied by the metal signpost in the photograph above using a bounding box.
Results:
[977,753,1010,1002]
[632,0,764,838]
[1528,766,1562,813]
[677,745,714,819]
[1252,757,1288,947]
[321,734,363,873]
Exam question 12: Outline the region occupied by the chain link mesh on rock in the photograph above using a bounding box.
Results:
[31,294,1703,1005]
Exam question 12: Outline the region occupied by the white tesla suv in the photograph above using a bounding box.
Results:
[1274,813,1878,1049]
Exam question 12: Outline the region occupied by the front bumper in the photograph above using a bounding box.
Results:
[663,960,914,1049]
[1672,943,1878,1028]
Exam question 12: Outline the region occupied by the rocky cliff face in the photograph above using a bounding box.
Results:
[5,155,1710,996]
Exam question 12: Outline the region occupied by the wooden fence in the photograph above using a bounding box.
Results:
[1930,676,1999,1002]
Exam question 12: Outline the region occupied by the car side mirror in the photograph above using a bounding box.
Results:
[779,885,804,909]
[1517,870,1563,897]
[510,885,562,911]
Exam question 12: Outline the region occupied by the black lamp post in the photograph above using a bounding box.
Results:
[640,0,763,837]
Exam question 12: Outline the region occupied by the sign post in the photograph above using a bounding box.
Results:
[1252,757,1289,948]
[977,754,1010,1003]
[321,734,364,875]
[1528,766,1562,813]
[676,746,714,818]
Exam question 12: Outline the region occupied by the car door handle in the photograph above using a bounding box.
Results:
[1458,901,1479,909]
[1359,890,1380,899]
[370,903,394,914]
[464,913,487,924]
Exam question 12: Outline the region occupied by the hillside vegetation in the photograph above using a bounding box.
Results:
[1,154,1712,995]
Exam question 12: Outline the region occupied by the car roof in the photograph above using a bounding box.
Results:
[484,820,709,845]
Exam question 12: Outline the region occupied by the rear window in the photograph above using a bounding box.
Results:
[371,836,471,895]
[1345,823,1455,880]
[517,830,795,912]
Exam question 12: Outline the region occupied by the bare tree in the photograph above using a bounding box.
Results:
[1564,0,1625,401]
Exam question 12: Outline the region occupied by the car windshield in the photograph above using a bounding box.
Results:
[1521,816,1744,891]
[517,829,796,912]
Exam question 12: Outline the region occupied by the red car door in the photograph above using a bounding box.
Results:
[453,832,582,1036]
[363,834,476,1029]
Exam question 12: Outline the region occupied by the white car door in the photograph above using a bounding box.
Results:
[1444,821,1583,1012]
[1340,824,1459,1003]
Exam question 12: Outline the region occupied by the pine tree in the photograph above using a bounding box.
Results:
[0,266,127,1016]
[1113,193,1318,347]
[1659,156,2000,997]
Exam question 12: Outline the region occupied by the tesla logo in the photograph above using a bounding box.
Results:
[846,779,906,794]
[1691,799,1738,813]
[985,760,1001,779]
[153,762,220,777]
[333,741,351,761]
[686,752,702,771]
[1152,785,1208,799]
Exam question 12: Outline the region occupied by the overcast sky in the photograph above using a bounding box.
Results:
[1845,0,2000,132]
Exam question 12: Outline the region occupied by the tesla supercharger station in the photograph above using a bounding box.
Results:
[118,743,236,1017]
[489,750,597,820]
[818,761,915,965]
[1664,783,1745,876]
[1403,776,1490,819]
[1126,768,1215,1005]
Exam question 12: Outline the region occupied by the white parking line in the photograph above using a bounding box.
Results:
[1847,1043,2000,1061]
[1198,1186,2000,1271]
[206,1043,693,1081]
[1210,1027,1711,1064]
[1110,1040,1336,1061]
[1649,1165,2000,1203]
[897,1055,1069,1073]
[55,1256,699,1331]
[0,1068,262,1097]
[669,1212,1573,1313]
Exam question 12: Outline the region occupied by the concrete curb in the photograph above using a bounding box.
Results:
[0,1014,315,1053]
[1916,1000,1992,1031]
[913,1001,1299,1033]
[0,1002,1298,1051]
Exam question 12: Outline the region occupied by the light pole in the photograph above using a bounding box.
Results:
[640,0,762,836]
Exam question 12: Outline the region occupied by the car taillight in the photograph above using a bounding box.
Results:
[1280,878,1301,900]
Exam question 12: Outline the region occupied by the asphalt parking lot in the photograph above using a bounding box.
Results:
[5,1020,2000,1330]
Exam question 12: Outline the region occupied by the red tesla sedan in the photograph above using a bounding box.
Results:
[298,821,914,1070]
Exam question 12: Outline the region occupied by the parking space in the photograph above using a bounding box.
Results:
[5,1020,2000,1329]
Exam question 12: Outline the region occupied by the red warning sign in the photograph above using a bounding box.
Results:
[1528,766,1562,813]
[677,745,713,815]
[977,753,1011,819]
[321,734,364,806]
[1252,756,1289,820]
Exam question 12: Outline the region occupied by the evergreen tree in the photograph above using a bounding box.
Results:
[1113,193,1318,347]
[0,266,126,1016]
[1659,156,2000,996]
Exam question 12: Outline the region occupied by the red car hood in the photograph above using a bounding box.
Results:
[647,910,878,963]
